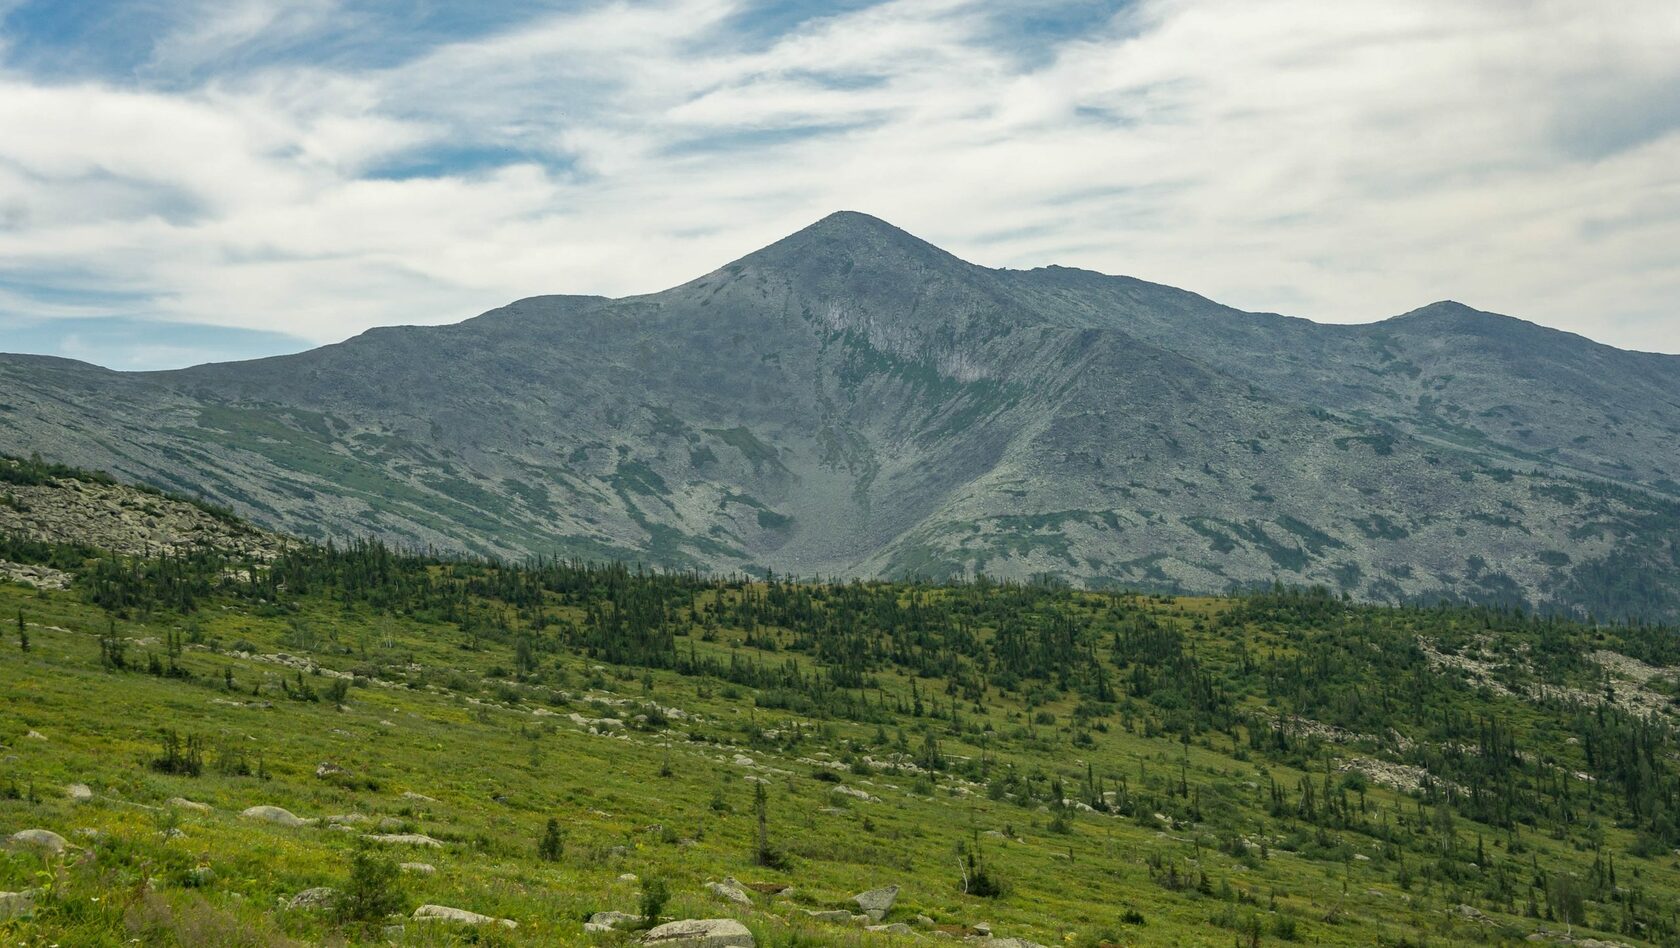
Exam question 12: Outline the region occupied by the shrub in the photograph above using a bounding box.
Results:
[639,876,669,926]
[335,845,405,924]
[538,817,564,862]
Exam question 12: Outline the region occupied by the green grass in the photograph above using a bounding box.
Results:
[1,561,1677,945]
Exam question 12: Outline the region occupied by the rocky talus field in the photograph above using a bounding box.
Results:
[3,458,1680,946]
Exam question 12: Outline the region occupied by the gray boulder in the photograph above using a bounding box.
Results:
[586,910,646,933]
[287,887,338,911]
[852,884,899,921]
[642,918,755,947]
[803,909,852,922]
[5,829,68,854]
[364,833,442,847]
[65,783,92,802]
[705,878,752,906]
[167,797,213,813]
[868,922,913,935]
[412,904,516,928]
[0,890,38,920]
[240,805,307,827]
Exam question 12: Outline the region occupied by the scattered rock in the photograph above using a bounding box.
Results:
[65,783,92,802]
[868,922,913,935]
[706,878,753,906]
[733,755,755,767]
[400,862,436,875]
[0,889,39,920]
[315,762,349,779]
[364,833,442,847]
[402,791,437,803]
[168,797,213,813]
[968,940,1048,948]
[412,904,516,928]
[587,910,646,933]
[24,730,45,741]
[287,887,338,911]
[642,918,755,946]
[853,884,899,921]
[803,909,852,922]
[5,829,68,854]
[240,805,307,827]
[185,865,215,886]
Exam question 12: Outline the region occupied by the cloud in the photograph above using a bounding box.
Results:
[0,0,1676,370]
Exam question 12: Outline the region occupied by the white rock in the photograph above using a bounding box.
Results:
[241,805,307,827]
[168,797,213,813]
[65,783,92,802]
[0,889,38,920]
[413,904,516,928]
[642,918,755,946]
[852,884,899,921]
[364,833,442,847]
[706,878,752,906]
[5,829,68,854]
[400,862,437,874]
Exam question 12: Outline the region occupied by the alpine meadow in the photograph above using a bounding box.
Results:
[3,2,1680,946]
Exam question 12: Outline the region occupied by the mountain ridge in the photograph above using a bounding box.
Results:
[2,212,1677,620]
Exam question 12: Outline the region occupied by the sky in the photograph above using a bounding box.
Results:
[0,0,1676,370]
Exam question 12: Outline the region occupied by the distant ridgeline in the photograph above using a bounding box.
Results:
[4,455,1680,944]
[3,213,1679,622]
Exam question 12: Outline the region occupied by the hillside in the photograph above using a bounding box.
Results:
[1,213,1678,620]
[3,465,1680,946]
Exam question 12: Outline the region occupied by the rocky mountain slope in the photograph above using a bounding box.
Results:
[1,212,1677,619]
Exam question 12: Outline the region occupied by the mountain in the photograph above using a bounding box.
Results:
[2,211,1678,619]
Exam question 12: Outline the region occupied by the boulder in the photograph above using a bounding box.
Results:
[400,862,436,874]
[642,918,755,947]
[168,797,213,813]
[803,909,852,922]
[287,887,338,911]
[852,884,899,921]
[240,805,307,827]
[586,910,646,932]
[0,889,38,920]
[65,783,93,802]
[364,833,442,847]
[412,904,516,928]
[706,878,752,906]
[5,829,68,854]
[868,922,913,935]
[315,762,349,779]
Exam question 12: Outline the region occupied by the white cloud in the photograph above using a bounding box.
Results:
[0,0,1676,364]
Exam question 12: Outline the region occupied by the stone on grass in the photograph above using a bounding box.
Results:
[642,918,755,947]
[0,890,38,920]
[803,909,852,922]
[852,884,899,921]
[315,761,349,779]
[240,805,307,827]
[168,797,213,813]
[586,910,646,932]
[400,862,436,874]
[401,791,437,803]
[412,904,516,928]
[287,887,338,911]
[364,833,442,847]
[970,940,1048,948]
[705,878,752,906]
[867,922,913,935]
[5,829,68,854]
[65,783,92,802]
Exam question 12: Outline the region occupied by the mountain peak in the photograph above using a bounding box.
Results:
[739,210,964,274]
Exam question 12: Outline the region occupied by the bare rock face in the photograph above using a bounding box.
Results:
[642,918,755,947]
[5,214,1680,622]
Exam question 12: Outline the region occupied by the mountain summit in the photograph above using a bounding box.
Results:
[2,214,1678,619]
